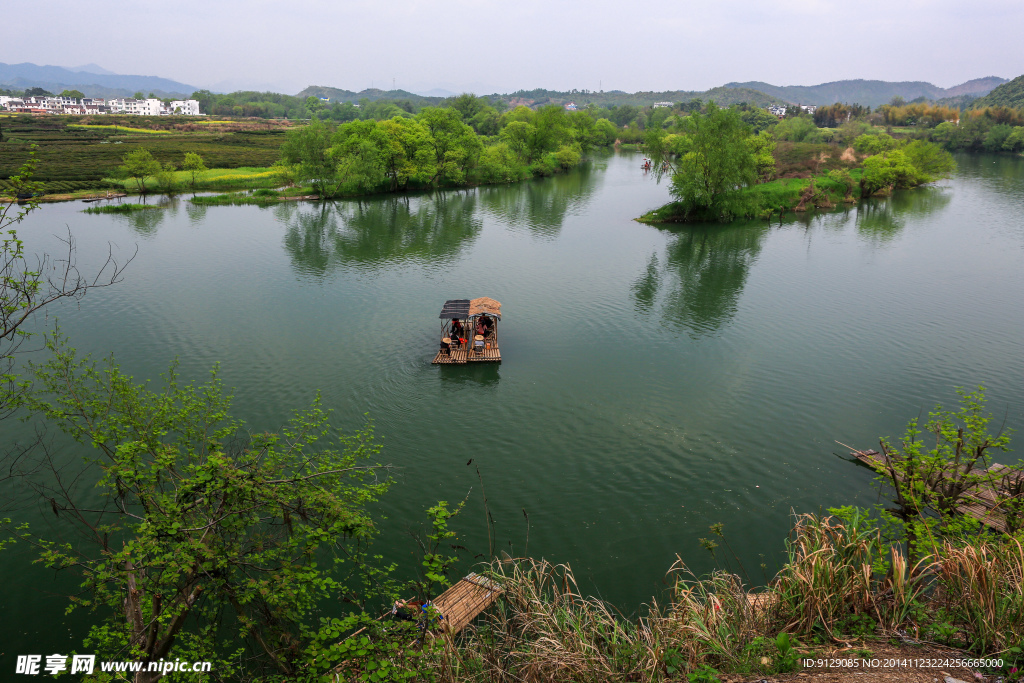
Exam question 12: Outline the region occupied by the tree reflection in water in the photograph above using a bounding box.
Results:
[282,204,338,276]
[856,186,951,246]
[184,202,208,225]
[478,161,599,238]
[633,223,769,337]
[281,191,483,276]
[111,203,166,237]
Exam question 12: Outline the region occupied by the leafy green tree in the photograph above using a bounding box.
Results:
[984,123,1014,151]
[120,148,162,193]
[853,132,899,155]
[873,387,1016,562]
[417,107,481,184]
[500,120,535,162]
[670,102,757,221]
[554,143,582,168]
[773,115,818,142]
[477,142,523,183]
[902,140,955,180]
[749,130,777,181]
[16,334,397,681]
[567,110,597,150]
[611,104,639,127]
[331,120,388,193]
[58,89,85,99]
[739,106,779,133]
[281,118,338,197]
[1004,126,1024,152]
[133,91,145,100]
[305,95,325,116]
[182,151,207,192]
[155,161,177,194]
[593,118,618,145]
[448,93,488,120]
[860,149,922,195]
[469,108,501,135]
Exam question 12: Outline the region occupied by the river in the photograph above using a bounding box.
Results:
[2,151,1023,655]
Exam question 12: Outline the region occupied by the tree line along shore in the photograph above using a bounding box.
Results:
[3,91,1024,217]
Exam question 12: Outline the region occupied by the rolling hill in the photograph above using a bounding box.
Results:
[969,74,1024,109]
[723,77,1006,108]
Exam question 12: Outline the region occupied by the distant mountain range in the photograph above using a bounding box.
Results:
[723,77,1007,108]
[0,61,1014,112]
[0,62,197,98]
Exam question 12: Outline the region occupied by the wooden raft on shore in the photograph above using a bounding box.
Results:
[849,448,1023,534]
[432,572,503,636]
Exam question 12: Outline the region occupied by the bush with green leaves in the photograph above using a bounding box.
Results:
[9,333,467,681]
[853,132,899,155]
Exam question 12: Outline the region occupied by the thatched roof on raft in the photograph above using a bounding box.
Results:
[468,297,502,319]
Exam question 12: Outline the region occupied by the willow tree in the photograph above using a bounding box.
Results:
[670,103,757,221]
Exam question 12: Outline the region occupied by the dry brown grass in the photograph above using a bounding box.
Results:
[392,517,1024,682]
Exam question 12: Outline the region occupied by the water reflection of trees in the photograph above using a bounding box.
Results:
[632,223,769,337]
[282,205,339,276]
[478,162,599,238]
[856,186,951,245]
[111,204,166,236]
[281,191,482,275]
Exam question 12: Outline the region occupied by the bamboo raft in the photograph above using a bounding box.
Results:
[432,572,503,636]
[431,297,502,365]
[432,347,469,364]
[849,448,1023,534]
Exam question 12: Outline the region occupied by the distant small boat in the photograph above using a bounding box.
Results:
[432,297,502,364]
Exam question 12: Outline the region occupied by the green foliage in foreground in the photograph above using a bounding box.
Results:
[9,334,465,680]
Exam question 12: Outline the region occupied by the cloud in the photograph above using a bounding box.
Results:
[1,0,1021,94]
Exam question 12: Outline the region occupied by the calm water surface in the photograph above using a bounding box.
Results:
[3,151,1023,654]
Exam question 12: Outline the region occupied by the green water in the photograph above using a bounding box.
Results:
[3,151,1023,655]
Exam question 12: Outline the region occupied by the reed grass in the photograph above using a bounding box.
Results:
[937,538,1024,652]
[400,516,1024,682]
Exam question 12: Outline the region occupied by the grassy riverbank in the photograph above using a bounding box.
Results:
[334,514,1024,682]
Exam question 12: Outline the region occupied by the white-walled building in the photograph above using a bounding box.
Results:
[1,95,201,116]
[169,99,200,115]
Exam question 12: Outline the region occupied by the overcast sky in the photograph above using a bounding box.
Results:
[4,0,1022,95]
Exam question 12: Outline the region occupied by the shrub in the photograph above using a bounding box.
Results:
[853,132,899,155]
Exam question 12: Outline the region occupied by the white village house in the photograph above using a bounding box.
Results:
[0,95,201,116]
